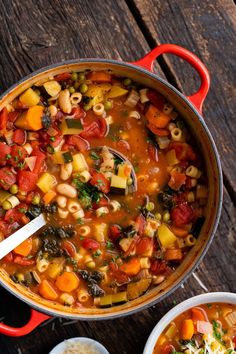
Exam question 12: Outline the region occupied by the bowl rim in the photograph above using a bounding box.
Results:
[0,58,223,319]
[143,292,236,354]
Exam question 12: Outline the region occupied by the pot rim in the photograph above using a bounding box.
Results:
[0,58,223,320]
[143,292,236,354]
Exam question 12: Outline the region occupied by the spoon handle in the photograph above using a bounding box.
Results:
[0,214,46,260]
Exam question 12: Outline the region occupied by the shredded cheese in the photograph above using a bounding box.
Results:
[185,334,235,354]
[62,340,102,354]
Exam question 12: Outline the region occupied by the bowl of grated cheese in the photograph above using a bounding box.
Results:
[49,337,110,354]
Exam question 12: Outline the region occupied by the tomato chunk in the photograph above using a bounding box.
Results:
[18,171,38,192]
[90,173,110,193]
[0,142,11,165]
[147,90,165,110]
[0,167,17,190]
[136,237,153,256]
[32,150,46,174]
[9,145,28,167]
[66,135,90,152]
[0,107,8,130]
[61,240,76,257]
[109,224,122,242]
[13,256,35,266]
[171,203,194,227]
[81,238,100,251]
[12,129,26,145]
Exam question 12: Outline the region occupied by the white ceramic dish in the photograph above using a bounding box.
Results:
[49,336,110,354]
[143,292,236,354]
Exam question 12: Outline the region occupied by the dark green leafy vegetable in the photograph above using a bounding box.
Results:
[42,114,52,129]
[73,178,101,209]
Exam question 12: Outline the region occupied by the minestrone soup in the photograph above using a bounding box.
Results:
[0,70,208,308]
[154,303,236,353]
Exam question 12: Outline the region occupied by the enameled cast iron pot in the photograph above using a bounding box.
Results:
[0,44,223,336]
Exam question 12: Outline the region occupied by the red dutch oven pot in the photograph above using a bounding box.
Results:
[0,44,222,336]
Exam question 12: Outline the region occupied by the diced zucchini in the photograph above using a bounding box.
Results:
[127,278,152,300]
[43,80,61,97]
[99,294,113,308]
[110,175,127,194]
[112,292,127,304]
[19,88,40,107]
[106,86,128,99]
[85,85,103,109]
[119,238,133,252]
[72,153,88,172]
[62,152,73,163]
[118,163,132,179]
[47,258,65,279]
[52,151,67,164]
[157,224,177,248]
[166,149,179,166]
[37,172,57,193]
[60,118,83,135]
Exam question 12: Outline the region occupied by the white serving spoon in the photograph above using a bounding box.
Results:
[0,213,46,260]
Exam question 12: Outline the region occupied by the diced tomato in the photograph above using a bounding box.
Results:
[109,261,119,272]
[0,220,19,236]
[150,259,169,275]
[32,150,46,174]
[136,237,153,255]
[148,143,158,162]
[66,135,90,152]
[8,111,20,123]
[50,134,63,148]
[171,203,194,227]
[169,142,196,161]
[135,214,146,235]
[109,224,122,242]
[0,107,8,130]
[3,252,13,263]
[168,170,186,191]
[54,73,72,82]
[147,123,170,136]
[9,145,28,167]
[81,238,99,251]
[117,139,130,151]
[69,106,85,119]
[5,204,28,223]
[61,240,76,257]
[13,256,35,266]
[92,196,109,210]
[18,171,38,192]
[0,142,11,165]
[147,90,165,110]
[80,118,108,139]
[12,129,26,145]
[0,167,17,190]
[163,344,175,354]
[90,173,110,193]
[112,270,129,284]
[98,118,108,137]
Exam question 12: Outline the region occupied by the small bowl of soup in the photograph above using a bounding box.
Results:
[143,292,236,354]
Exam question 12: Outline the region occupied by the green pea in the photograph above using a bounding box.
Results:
[3,200,12,210]
[79,83,88,94]
[123,78,132,86]
[104,100,113,111]
[32,195,40,205]
[83,104,91,111]
[163,211,170,223]
[78,73,85,82]
[69,86,75,94]
[146,202,155,211]
[71,72,78,81]
[155,212,162,221]
[127,177,133,186]
[74,81,80,89]
[10,184,18,195]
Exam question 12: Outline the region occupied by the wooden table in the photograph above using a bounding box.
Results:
[0,1,235,353]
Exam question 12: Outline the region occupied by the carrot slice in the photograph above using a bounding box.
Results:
[39,280,58,300]
[119,258,141,276]
[145,104,171,128]
[164,248,183,261]
[181,319,194,340]
[171,226,190,238]
[87,71,112,82]
[55,272,80,292]
[191,307,208,322]
[13,238,32,257]
[43,190,57,204]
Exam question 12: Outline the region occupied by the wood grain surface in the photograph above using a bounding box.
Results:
[0,0,235,353]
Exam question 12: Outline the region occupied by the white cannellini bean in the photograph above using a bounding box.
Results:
[58,208,69,219]
[56,195,67,208]
[56,183,77,198]
[60,163,73,181]
[58,89,72,114]
[48,105,58,117]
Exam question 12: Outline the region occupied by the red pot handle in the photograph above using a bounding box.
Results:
[0,308,50,336]
[131,44,210,114]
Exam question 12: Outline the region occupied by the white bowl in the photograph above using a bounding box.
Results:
[143,292,236,354]
[49,337,110,354]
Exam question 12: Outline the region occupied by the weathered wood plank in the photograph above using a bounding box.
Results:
[128,0,236,199]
